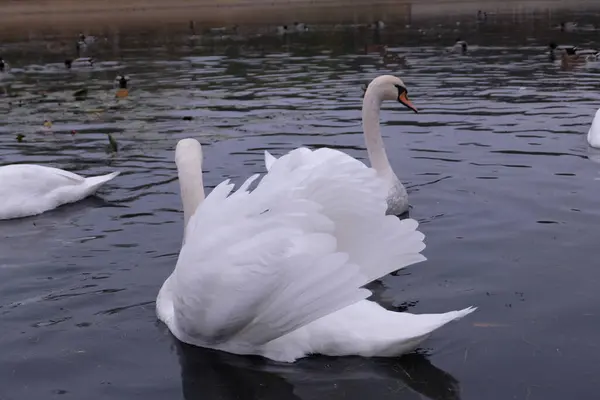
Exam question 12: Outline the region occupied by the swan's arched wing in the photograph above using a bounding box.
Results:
[260,147,426,283]
[173,148,426,347]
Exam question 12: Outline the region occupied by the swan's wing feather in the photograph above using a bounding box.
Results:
[174,180,370,345]
[262,147,427,283]
[264,151,277,171]
[174,147,426,346]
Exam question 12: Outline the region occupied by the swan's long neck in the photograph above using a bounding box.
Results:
[175,141,206,231]
[362,89,395,179]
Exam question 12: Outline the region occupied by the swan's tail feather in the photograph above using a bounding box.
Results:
[83,171,120,193]
[410,306,477,338]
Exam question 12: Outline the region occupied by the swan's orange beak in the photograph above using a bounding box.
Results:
[398,92,418,113]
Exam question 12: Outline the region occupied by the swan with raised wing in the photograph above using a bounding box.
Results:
[0,164,119,220]
[156,138,475,363]
[264,75,417,215]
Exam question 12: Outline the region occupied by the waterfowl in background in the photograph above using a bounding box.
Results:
[364,45,408,67]
[65,58,94,69]
[265,74,418,216]
[587,108,600,148]
[293,22,308,32]
[0,57,11,79]
[115,75,130,98]
[370,20,385,30]
[450,38,468,54]
[77,33,96,49]
[550,43,600,69]
[156,138,475,363]
[0,57,8,72]
[276,25,288,35]
[0,164,119,220]
[559,21,578,32]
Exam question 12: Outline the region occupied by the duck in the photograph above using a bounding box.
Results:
[558,21,578,32]
[77,33,95,49]
[276,25,289,35]
[0,164,119,220]
[0,56,11,79]
[115,75,130,98]
[450,38,468,54]
[75,33,96,59]
[378,46,408,66]
[550,43,600,69]
[265,75,417,215]
[587,108,600,148]
[0,57,9,72]
[156,138,475,363]
[370,20,385,30]
[65,57,94,69]
[293,22,308,32]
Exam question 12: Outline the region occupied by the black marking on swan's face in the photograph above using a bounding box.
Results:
[394,84,418,113]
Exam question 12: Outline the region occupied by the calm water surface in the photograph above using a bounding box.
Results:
[2,10,600,400]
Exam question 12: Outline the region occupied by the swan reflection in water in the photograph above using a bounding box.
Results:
[173,338,462,400]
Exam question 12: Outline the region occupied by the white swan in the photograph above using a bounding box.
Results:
[0,164,120,220]
[264,75,418,215]
[156,138,475,363]
[588,108,600,148]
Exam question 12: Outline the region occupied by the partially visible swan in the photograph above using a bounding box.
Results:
[588,108,600,148]
[0,165,119,220]
[264,74,418,215]
[156,138,475,363]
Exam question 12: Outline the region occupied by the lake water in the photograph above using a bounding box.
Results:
[2,8,600,400]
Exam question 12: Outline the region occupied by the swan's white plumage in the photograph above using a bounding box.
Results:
[263,75,413,215]
[0,164,119,220]
[158,139,475,362]
[588,108,600,148]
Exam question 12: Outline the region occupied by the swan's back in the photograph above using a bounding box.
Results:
[588,108,600,148]
[0,164,119,220]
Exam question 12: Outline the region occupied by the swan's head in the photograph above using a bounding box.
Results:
[176,138,203,166]
[175,138,205,231]
[366,75,418,113]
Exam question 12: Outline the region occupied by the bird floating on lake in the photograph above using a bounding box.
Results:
[115,75,130,98]
[265,74,418,215]
[0,164,119,220]
[156,138,476,362]
[65,58,94,69]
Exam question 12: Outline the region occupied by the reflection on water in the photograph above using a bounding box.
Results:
[176,339,460,400]
[2,6,600,400]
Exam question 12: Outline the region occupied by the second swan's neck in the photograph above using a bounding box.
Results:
[362,90,395,179]
[175,140,206,233]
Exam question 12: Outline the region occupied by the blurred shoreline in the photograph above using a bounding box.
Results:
[0,0,598,37]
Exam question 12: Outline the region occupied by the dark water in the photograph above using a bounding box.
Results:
[2,8,600,400]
